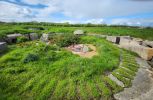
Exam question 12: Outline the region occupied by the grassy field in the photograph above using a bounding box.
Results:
[0,36,123,99]
[0,23,153,40]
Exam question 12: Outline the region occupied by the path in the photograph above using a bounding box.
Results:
[114,57,153,100]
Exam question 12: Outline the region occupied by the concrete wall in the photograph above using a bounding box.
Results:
[29,33,38,40]
[0,42,7,51]
[6,34,22,43]
[142,40,153,48]
[106,36,117,43]
[119,38,153,60]
[106,36,131,44]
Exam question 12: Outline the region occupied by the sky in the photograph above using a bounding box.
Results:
[0,0,153,26]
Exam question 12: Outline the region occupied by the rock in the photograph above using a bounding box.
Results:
[142,40,153,48]
[82,45,89,53]
[29,33,38,40]
[0,42,7,51]
[40,33,50,42]
[6,33,22,43]
[74,30,84,35]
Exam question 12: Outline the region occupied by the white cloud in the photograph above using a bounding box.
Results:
[0,1,35,19]
[110,18,153,26]
[21,0,153,18]
[85,19,105,24]
[0,0,153,26]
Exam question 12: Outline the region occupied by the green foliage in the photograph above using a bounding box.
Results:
[22,53,39,63]
[56,33,80,47]
[17,36,29,43]
[1,23,153,40]
[0,36,139,99]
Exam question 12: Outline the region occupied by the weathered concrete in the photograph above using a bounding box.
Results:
[0,42,7,51]
[106,36,117,43]
[106,36,131,44]
[29,33,38,40]
[6,33,22,43]
[88,34,107,38]
[119,39,153,60]
[114,57,153,100]
[74,30,84,35]
[40,33,51,42]
[142,40,153,48]
[108,74,125,87]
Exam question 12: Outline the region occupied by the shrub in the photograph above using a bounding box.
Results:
[56,34,80,47]
[23,53,39,63]
[17,36,29,43]
[45,51,58,61]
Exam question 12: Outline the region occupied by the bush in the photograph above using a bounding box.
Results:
[56,34,80,47]
[45,51,58,61]
[17,36,29,43]
[23,53,39,63]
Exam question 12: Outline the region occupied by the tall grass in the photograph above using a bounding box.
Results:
[0,36,133,99]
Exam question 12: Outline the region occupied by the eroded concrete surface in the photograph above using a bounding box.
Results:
[114,57,153,100]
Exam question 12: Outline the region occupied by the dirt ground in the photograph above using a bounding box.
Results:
[66,44,98,58]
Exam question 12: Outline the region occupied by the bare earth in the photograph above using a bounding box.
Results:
[114,57,153,100]
[66,44,98,58]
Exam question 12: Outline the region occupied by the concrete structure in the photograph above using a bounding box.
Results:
[6,34,22,43]
[74,30,84,35]
[88,34,107,38]
[120,42,153,60]
[29,33,38,40]
[106,35,153,60]
[0,42,7,51]
[40,33,51,42]
[106,36,117,43]
[118,38,153,60]
[142,40,153,48]
[106,36,130,44]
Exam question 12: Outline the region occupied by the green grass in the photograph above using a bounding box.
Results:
[110,51,139,88]
[0,35,140,99]
[0,23,153,40]
[103,76,123,93]
[0,36,121,99]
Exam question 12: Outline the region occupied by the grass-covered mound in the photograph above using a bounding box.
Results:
[0,36,121,99]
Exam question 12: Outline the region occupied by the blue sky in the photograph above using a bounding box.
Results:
[0,0,153,26]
